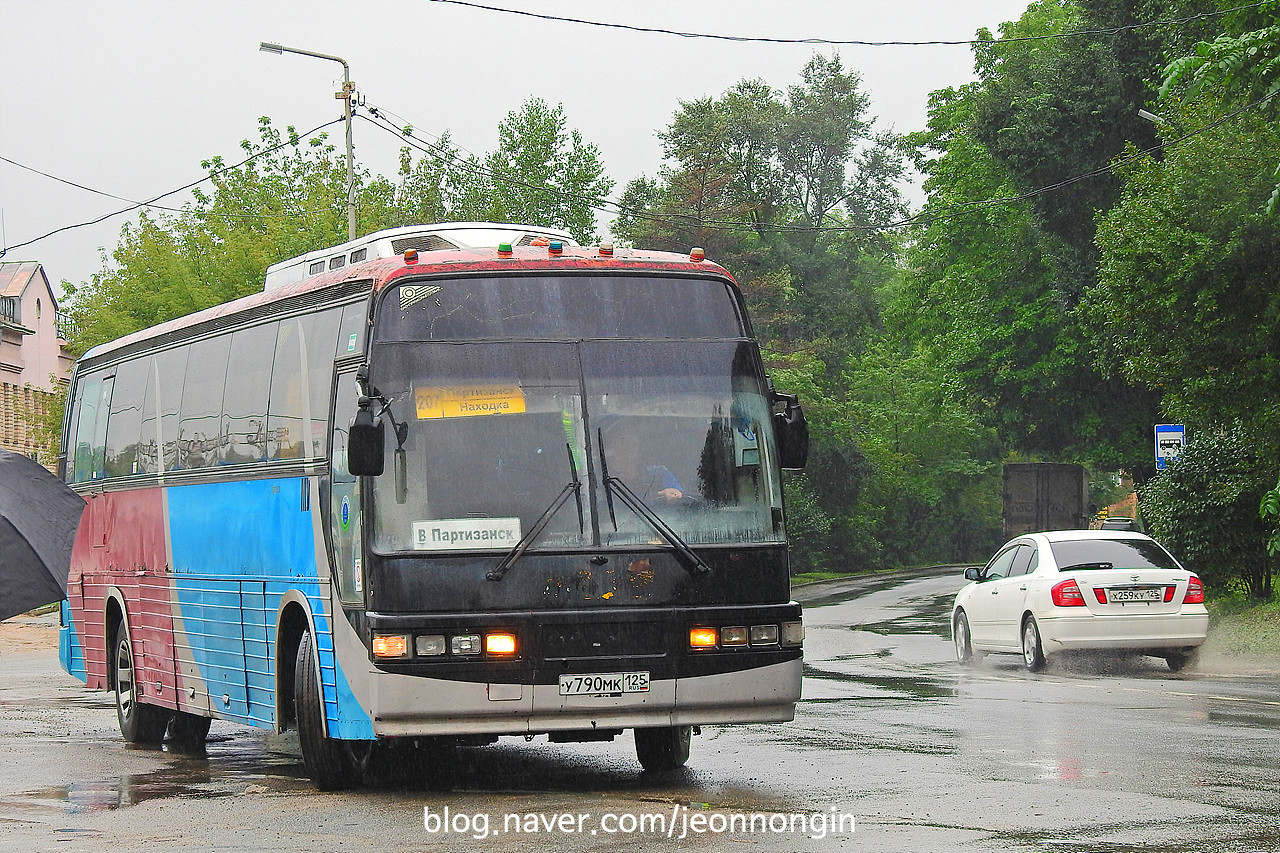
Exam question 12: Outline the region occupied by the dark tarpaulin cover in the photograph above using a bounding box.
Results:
[0,449,86,621]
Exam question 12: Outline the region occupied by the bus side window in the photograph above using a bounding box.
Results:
[330,368,364,605]
[178,336,231,469]
[104,358,151,478]
[268,320,305,460]
[299,308,342,458]
[336,300,367,358]
[222,323,276,465]
[69,373,110,483]
[153,347,189,472]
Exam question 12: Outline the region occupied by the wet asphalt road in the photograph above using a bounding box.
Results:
[1,568,1278,852]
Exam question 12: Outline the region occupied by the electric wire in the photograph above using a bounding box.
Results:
[422,0,1268,48]
[0,118,345,259]
[0,155,186,214]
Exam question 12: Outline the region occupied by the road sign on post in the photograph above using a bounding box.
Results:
[1154,424,1185,470]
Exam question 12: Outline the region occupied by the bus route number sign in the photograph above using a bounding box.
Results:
[558,671,650,696]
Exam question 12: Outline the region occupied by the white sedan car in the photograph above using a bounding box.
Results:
[952,530,1208,672]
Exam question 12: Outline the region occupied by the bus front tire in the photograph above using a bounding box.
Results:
[169,710,212,745]
[634,725,691,772]
[295,630,358,790]
[113,624,169,744]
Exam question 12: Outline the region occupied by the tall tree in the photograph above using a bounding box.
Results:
[903,1,1163,471]
[1089,95,1280,446]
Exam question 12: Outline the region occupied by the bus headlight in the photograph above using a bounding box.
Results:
[781,621,804,648]
[415,635,447,656]
[749,624,779,646]
[451,634,482,655]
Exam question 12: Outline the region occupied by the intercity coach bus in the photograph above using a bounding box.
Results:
[58,223,809,789]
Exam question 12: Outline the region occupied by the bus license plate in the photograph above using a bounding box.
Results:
[558,672,650,696]
[1107,587,1162,603]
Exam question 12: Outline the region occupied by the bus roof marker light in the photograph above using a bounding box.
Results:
[549,241,564,256]
[404,249,419,265]
[497,242,513,257]
[690,247,706,262]
[598,244,614,257]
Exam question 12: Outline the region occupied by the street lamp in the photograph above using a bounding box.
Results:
[260,42,357,241]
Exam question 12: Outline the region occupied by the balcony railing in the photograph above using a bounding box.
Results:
[55,311,76,342]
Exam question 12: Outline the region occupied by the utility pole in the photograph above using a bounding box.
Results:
[260,42,357,241]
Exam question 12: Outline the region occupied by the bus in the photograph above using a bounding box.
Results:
[57,223,809,789]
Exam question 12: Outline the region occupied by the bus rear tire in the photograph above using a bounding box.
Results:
[634,725,691,772]
[113,623,169,744]
[295,630,358,790]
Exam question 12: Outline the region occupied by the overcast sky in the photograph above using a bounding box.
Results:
[0,0,1032,296]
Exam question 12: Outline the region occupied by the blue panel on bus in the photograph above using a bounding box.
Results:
[167,479,317,579]
[166,479,371,737]
[59,600,87,684]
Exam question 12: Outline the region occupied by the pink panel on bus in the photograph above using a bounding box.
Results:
[69,489,173,699]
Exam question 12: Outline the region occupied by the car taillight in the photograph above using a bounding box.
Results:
[1051,578,1086,607]
[1183,576,1204,605]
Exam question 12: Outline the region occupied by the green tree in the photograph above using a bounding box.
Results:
[1141,427,1274,597]
[1163,0,1280,212]
[1089,95,1280,449]
[482,98,613,243]
[66,104,614,353]
[902,0,1163,471]
[65,118,396,353]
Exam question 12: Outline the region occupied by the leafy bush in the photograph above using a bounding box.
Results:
[1140,427,1273,598]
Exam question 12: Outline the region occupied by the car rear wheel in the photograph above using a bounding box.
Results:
[1021,616,1047,673]
[953,611,976,665]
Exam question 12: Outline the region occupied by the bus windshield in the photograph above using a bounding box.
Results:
[375,274,743,341]
[366,340,784,554]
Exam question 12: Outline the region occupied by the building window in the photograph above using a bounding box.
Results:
[1,296,17,325]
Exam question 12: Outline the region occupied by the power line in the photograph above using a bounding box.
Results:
[0,118,344,259]
[0,156,186,214]
[423,0,1265,47]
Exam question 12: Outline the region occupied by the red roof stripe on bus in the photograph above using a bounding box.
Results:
[83,247,733,362]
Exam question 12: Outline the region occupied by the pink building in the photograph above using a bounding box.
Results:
[0,261,75,459]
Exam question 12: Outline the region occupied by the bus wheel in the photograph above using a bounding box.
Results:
[295,630,358,790]
[634,726,691,773]
[113,625,169,744]
[169,710,212,746]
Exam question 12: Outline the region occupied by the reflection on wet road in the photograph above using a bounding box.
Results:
[2,568,1278,852]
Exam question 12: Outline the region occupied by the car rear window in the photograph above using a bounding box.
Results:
[1049,539,1180,571]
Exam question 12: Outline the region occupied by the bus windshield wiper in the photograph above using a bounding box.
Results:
[487,444,583,582]
[597,428,710,578]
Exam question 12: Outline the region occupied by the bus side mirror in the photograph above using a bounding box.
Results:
[348,405,385,477]
[773,393,809,470]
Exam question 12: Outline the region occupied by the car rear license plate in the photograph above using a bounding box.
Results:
[1107,587,1162,603]
[558,672,650,696]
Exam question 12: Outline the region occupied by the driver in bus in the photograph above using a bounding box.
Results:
[603,420,684,505]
